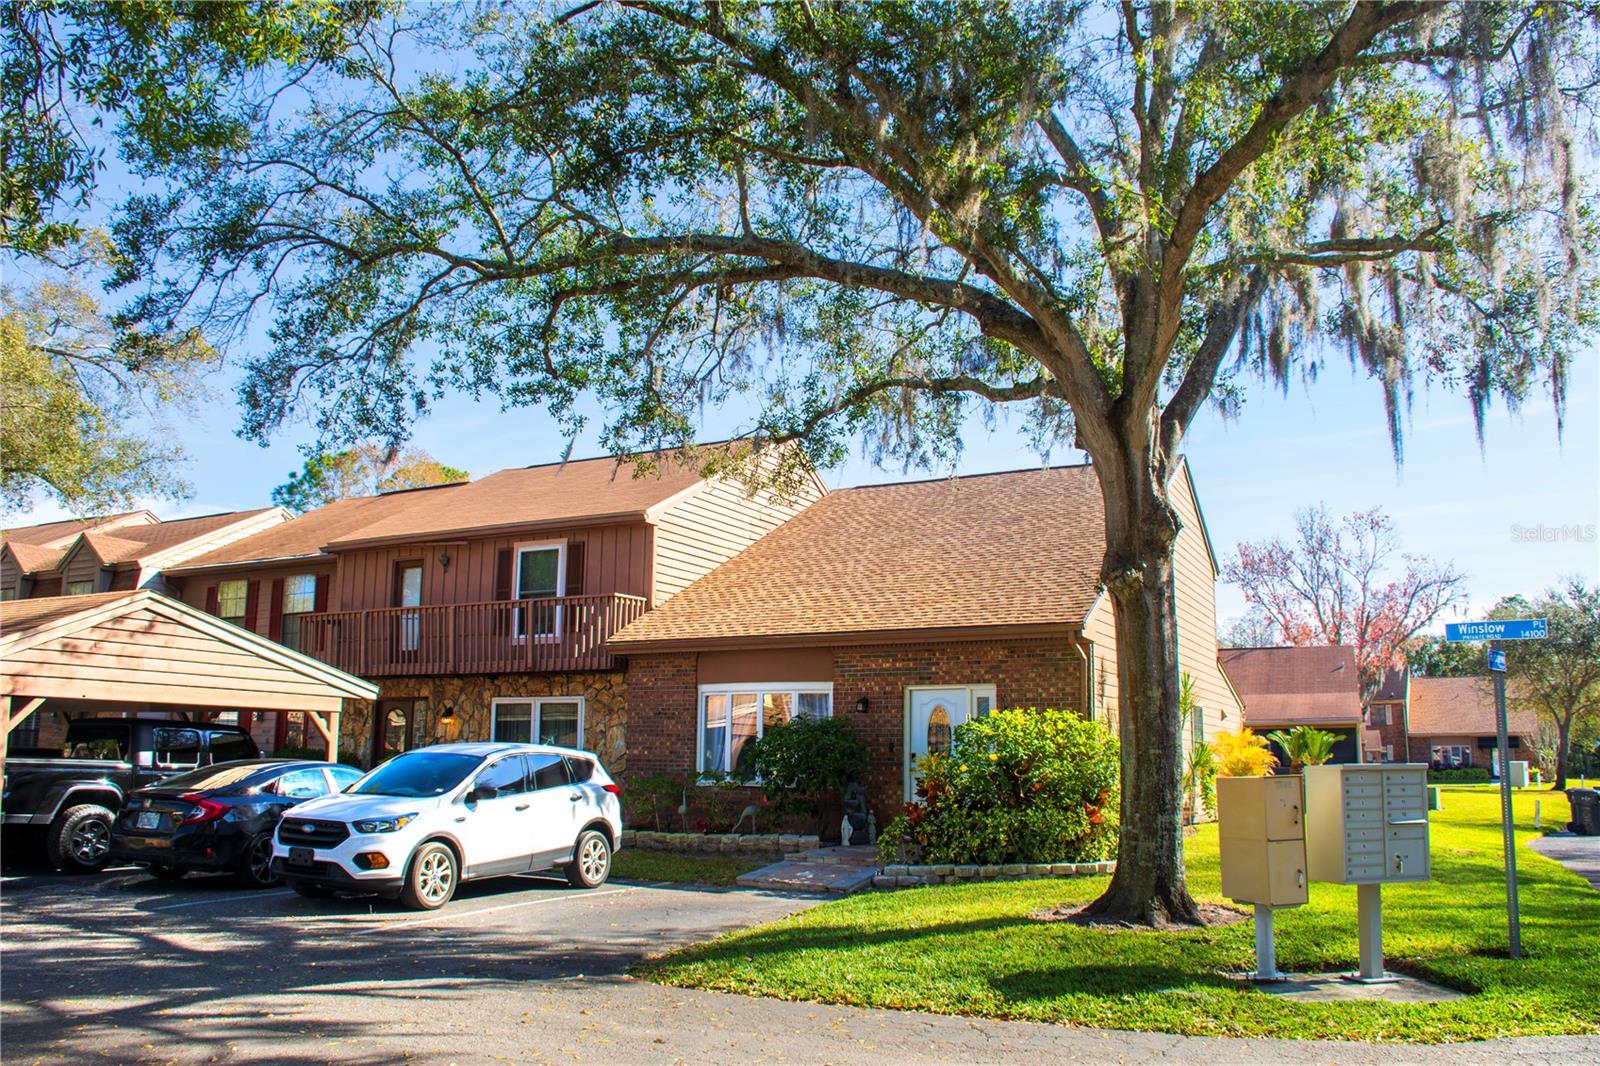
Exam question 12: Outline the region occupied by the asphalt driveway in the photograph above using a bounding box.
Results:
[3,858,1597,1064]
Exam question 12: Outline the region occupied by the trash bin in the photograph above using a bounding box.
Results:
[1567,788,1600,835]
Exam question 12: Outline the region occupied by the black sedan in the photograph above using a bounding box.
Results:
[109,760,365,886]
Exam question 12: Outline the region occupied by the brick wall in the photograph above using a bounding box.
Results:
[623,636,1086,837]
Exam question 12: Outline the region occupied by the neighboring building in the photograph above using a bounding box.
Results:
[1218,645,1365,766]
[1,508,285,601]
[1364,667,1409,762]
[607,459,1243,825]
[162,451,825,766]
[1405,675,1537,774]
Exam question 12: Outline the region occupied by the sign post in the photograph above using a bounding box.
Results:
[1444,618,1546,960]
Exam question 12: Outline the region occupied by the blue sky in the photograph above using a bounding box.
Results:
[20,331,1595,631]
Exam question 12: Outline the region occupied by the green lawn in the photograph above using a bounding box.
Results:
[635,788,1600,1042]
[612,848,765,886]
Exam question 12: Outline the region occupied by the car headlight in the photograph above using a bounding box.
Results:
[353,814,418,834]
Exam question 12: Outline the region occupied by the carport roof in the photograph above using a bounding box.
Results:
[1,590,378,712]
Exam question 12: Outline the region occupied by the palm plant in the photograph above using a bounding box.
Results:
[1265,726,1339,773]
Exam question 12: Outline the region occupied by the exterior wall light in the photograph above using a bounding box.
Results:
[854,696,870,714]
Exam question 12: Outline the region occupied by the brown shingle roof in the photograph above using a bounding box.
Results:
[170,495,409,569]
[78,510,277,565]
[319,455,712,549]
[0,590,136,634]
[1,510,154,548]
[1372,667,1408,703]
[1218,646,1364,725]
[4,541,67,574]
[609,464,1107,649]
[1408,676,1537,736]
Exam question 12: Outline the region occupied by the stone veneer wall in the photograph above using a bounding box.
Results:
[338,670,626,770]
[626,636,1087,832]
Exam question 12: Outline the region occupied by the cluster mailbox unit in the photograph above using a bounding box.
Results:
[1216,774,1308,980]
[1304,763,1431,980]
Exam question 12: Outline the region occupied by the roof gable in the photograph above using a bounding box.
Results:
[1407,675,1537,736]
[611,463,1107,649]
[1218,645,1364,725]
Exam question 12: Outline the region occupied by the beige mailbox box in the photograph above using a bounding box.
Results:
[1304,763,1431,981]
[1218,775,1308,907]
[1305,764,1430,884]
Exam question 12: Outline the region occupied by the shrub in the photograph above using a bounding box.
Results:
[1215,727,1277,776]
[1430,767,1491,783]
[1183,740,1217,823]
[877,707,1118,866]
[1265,725,1339,771]
[628,771,692,830]
[746,716,869,834]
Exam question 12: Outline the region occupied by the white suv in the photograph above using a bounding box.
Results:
[271,742,622,910]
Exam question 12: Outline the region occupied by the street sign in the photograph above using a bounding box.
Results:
[1445,618,1548,642]
[1488,649,1507,672]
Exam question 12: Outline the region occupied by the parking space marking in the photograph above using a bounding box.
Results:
[147,889,296,912]
[357,884,638,934]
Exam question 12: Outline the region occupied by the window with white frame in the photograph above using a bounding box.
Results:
[514,541,564,636]
[698,683,833,777]
[1370,705,1390,726]
[217,579,248,624]
[491,697,584,749]
[279,574,317,650]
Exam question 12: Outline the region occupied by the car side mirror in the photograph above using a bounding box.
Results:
[467,785,494,804]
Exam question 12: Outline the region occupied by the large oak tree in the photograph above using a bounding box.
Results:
[114,2,1598,924]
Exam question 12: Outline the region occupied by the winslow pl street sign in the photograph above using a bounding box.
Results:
[1443,617,1548,960]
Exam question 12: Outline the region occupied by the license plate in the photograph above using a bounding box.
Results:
[136,811,161,830]
[288,846,315,866]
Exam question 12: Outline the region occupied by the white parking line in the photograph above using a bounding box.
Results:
[148,889,296,912]
[358,884,639,934]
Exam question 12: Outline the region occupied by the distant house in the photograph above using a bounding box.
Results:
[1364,667,1409,762]
[1218,645,1365,766]
[1405,675,1537,774]
[1,508,286,601]
[608,459,1243,824]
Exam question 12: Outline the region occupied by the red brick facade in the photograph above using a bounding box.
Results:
[624,635,1088,834]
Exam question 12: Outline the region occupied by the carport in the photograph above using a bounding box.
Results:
[0,590,378,763]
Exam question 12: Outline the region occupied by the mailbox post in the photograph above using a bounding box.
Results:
[1305,764,1431,981]
[1217,775,1308,980]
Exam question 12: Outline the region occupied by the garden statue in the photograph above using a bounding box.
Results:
[841,777,871,845]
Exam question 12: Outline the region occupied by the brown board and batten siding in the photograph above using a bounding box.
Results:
[172,562,337,639]
[327,522,654,611]
[60,541,105,592]
[651,476,825,605]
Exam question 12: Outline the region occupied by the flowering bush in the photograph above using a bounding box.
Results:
[877,707,1118,865]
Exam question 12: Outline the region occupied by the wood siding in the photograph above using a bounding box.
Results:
[172,563,337,638]
[1,604,349,712]
[1,549,22,598]
[652,476,823,604]
[61,543,104,592]
[327,523,652,612]
[1078,462,1242,746]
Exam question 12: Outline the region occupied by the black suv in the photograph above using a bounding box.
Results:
[2,718,259,872]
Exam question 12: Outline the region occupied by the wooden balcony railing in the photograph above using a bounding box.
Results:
[296,593,648,677]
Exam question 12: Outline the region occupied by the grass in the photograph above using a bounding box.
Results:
[612,848,766,886]
[635,788,1600,1042]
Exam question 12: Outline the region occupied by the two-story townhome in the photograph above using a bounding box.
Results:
[162,453,825,766]
[607,459,1243,825]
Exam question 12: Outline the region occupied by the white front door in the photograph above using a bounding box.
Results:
[906,688,970,800]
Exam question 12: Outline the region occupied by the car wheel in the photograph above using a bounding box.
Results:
[236,834,280,888]
[149,863,187,880]
[289,879,334,899]
[564,829,611,889]
[399,842,457,911]
[46,804,114,873]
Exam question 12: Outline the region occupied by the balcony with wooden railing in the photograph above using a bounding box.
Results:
[296,593,648,677]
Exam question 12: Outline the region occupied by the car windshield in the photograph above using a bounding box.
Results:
[154,762,274,792]
[348,752,482,798]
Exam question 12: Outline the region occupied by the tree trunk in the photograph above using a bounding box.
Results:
[1080,441,1205,927]
[1554,715,1571,791]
